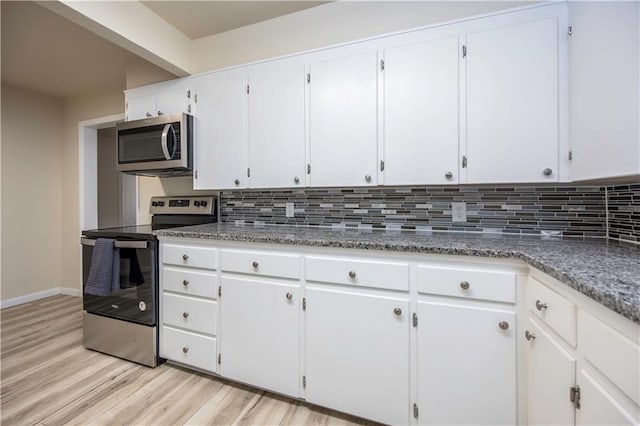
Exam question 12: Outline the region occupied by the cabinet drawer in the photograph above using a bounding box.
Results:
[528,278,576,346]
[305,256,409,291]
[163,293,217,335]
[417,265,516,303]
[579,311,640,405]
[161,326,217,373]
[163,244,217,270]
[220,249,300,279]
[163,267,217,299]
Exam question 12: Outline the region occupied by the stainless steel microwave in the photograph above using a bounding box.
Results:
[116,113,193,176]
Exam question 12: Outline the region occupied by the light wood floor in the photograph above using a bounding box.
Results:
[1,295,377,425]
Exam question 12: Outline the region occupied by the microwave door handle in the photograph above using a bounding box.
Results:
[161,123,173,160]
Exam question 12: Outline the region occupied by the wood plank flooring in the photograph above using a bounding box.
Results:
[1,295,377,425]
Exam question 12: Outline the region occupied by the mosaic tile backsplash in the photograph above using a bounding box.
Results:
[220,185,608,237]
[607,184,640,243]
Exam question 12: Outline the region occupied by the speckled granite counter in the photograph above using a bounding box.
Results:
[156,223,640,325]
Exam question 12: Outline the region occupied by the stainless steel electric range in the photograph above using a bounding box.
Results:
[81,195,218,367]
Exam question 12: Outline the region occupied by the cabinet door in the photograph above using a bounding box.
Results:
[576,369,637,426]
[465,18,559,183]
[156,87,191,117]
[308,51,378,187]
[417,301,516,425]
[126,94,155,121]
[383,35,460,185]
[219,276,299,397]
[248,62,306,188]
[305,288,410,425]
[526,318,576,426]
[193,73,247,190]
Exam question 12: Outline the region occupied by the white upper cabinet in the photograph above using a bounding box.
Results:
[248,61,306,188]
[463,16,562,183]
[308,49,378,187]
[126,94,156,121]
[126,85,192,121]
[193,72,247,190]
[382,33,460,185]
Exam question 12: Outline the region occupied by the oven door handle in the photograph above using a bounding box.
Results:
[81,238,148,249]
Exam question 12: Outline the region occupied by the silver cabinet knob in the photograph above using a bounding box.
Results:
[365,175,372,182]
[234,179,240,185]
[348,271,356,279]
[182,254,189,261]
[498,321,509,330]
[543,168,553,176]
[182,280,189,286]
[460,281,470,290]
[525,330,536,341]
[393,308,402,316]
[183,312,189,319]
[286,292,293,300]
[252,261,259,268]
[182,346,189,354]
[145,112,152,118]
[445,171,453,180]
[294,176,300,184]
[535,300,548,311]
[157,110,164,115]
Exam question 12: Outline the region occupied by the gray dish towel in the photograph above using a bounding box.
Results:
[85,239,121,296]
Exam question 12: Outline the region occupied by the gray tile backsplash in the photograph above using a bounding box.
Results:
[607,184,640,243]
[220,185,608,237]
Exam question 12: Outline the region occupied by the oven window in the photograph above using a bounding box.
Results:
[82,241,157,326]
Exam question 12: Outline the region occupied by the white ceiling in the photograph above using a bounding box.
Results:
[141,1,328,40]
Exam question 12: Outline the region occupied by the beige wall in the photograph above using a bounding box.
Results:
[1,84,64,300]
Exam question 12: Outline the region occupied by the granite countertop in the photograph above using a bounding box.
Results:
[156,223,640,325]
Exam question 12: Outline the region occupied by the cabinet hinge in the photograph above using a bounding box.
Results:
[187,89,191,99]
[462,45,467,58]
[302,376,307,388]
[568,150,573,161]
[187,104,191,113]
[570,385,581,409]
[462,155,468,168]
[195,170,198,179]
[380,160,385,172]
[125,102,128,110]
[413,312,418,328]
[413,403,419,418]
[380,59,385,71]
[307,164,311,175]
[218,353,221,365]
[218,286,222,297]
[247,168,251,178]
[303,298,307,311]
[307,73,311,84]
[195,94,198,103]
[246,84,250,94]
[568,26,573,37]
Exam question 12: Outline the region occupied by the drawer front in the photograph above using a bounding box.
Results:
[305,256,409,291]
[579,310,640,405]
[528,278,576,346]
[163,267,217,299]
[163,244,217,270]
[417,265,516,303]
[220,249,300,279]
[161,326,216,373]
[163,293,217,335]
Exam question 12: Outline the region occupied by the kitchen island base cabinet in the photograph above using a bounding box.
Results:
[417,301,517,425]
[305,288,410,426]
[219,277,300,398]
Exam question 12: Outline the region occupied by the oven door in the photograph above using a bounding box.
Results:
[81,238,157,326]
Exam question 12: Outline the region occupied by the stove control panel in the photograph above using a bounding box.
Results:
[149,195,217,215]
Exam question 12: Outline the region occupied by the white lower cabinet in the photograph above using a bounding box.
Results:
[305,287,410,425]
[219,276,300,397]
[417,302,516,425]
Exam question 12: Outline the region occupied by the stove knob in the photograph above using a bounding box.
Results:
[194,201,201,207]
[158,201,165,207]
[152,201,158,207]
[201,201,208,207]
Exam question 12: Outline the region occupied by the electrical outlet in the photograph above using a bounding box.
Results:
[451,202,467,223]
[285,202,294,218]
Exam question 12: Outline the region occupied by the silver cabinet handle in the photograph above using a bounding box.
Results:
[183,312,189,319]
[234,179,240,185]
[252,261,259,268]
[145,112,152,118]
[157,110,164,115]
[81,238,147,249]
[294,176,300,184]
[394,308,402,316]
[445,171,453,180]
[348,271,356,279]
[160,124,175,160]
[525,330,536,341]
[286,292,293,300]
[535,300,548,311]
[182,254,189,261]
[543,168,553,176]
[460,281,470,290]
[365,175,372,182]
[182,280,189,286]
[182,346,189,353]
[498,321,509,330]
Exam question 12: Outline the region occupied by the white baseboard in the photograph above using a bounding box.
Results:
[1,287,81,309]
